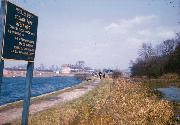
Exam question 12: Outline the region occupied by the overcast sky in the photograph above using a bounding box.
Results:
[4,0,180,69]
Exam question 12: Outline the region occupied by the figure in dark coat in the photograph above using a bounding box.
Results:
[98,72,102,79]
[103,73,105,78]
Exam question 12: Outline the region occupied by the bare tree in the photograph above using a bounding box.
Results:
[159,39,176,56]
[138,43,155,60]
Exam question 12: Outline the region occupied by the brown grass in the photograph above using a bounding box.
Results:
[160,73,180,80]
[12,78,177,125]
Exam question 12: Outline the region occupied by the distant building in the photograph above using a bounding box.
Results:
[4,68,26,77]
[34,69,55,77]
[61,64,71,74]
[61,61,94,74]
[4,68,55,77]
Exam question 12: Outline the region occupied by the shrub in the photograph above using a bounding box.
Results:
[112,70,122,79]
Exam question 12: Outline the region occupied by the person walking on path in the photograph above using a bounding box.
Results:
[98,72,102,79]
[103,73,105,78]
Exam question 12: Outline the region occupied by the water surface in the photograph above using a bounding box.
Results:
[0,77,81,105]
[157,86,180,102]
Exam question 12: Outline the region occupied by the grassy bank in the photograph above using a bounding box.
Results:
[132,77,180,124]
[12,77,178,125]
[132,78,180,89]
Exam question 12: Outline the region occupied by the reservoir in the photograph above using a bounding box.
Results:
[157,86,180,102]
[0,76,81,105]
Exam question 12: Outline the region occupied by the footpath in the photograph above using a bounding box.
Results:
[0,79,101,124]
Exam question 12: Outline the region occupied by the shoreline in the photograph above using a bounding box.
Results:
[0,78,100,124]
[0,86,71,109]
[3,74,75,78]
[0,76,86,107]
[0,78,94,110]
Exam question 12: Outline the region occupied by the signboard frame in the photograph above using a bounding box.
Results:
[1,0,38,62]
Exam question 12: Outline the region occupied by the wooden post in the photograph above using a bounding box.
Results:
[22,62,34,125]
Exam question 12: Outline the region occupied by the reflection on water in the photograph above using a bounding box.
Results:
[157,86,180,102]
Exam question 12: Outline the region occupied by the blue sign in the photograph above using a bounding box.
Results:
[2,1,38,61]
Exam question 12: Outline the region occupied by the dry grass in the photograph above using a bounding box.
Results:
[12,78,177,125]
[160,73,180,80]
[132,77,180,89]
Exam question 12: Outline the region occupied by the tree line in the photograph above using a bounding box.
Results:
[130,33,180,78]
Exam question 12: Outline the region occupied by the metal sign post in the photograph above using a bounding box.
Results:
[22,62,34,125]
[0,1,38,125]
[0,0,6,95]
[0,59,4,94]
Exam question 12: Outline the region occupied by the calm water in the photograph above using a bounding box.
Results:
[157,86,180,102]
[0,77,81,106]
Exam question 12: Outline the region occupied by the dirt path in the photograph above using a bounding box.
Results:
[0,79,101,125]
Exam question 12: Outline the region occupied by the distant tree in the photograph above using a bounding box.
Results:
[138,43,155,60]
[130,33,180,78]
[159,39,176,56]
[112,69,122,79]
[76,61,85,69]
[130,58,146,77]
[136,43,160,77]
[175,33,180,45]
[49,65,59,71]
[165,43,180,74]
[37,64,45,70]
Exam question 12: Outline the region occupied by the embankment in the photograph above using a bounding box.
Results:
[12,77,178,125]
[0,78,100,124]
